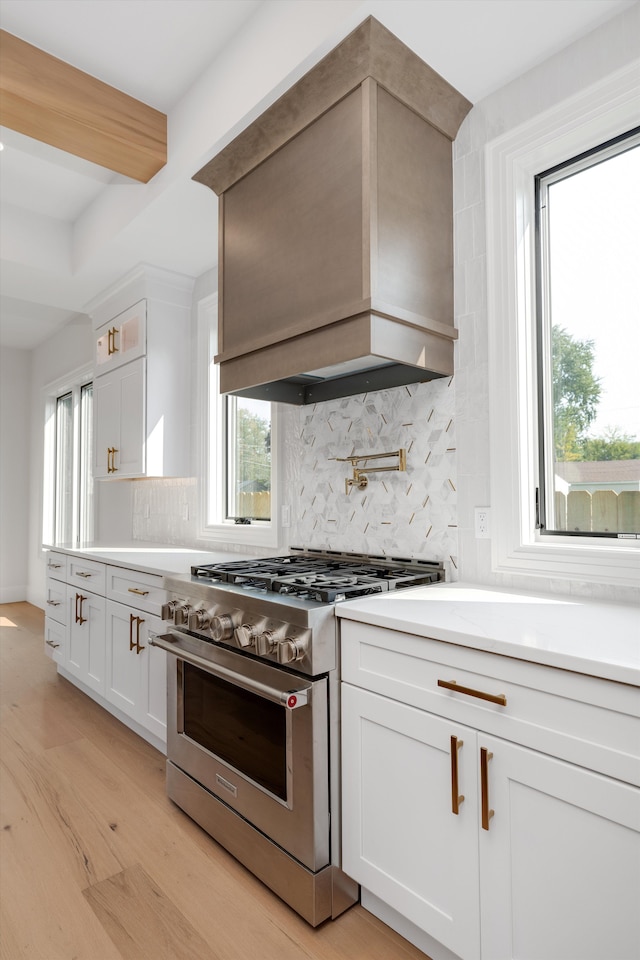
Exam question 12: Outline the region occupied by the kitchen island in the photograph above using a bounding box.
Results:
[337,583,640,960]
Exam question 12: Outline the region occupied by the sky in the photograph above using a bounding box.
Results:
[548,137,639,441]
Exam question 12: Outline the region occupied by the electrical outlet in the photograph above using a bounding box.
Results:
[182,504,190,522]
[475,507,491,539]
[281,505,291,528]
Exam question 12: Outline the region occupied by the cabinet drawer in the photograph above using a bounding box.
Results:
[67,557,106,595]
[45,578,67,625]
[106,565,167,616]
[44,617,65,663]
[46,551,68,581]
[341,621,640,786]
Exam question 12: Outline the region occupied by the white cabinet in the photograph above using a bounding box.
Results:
[105,601,166,741]
[94,358,145,478]
[95,300,145,373]
[43,551,169,750]
[44,551,69,662]
[342,684,480,960]
[341,621,640,960]
[89,267,194,480]
[66,584,106,694]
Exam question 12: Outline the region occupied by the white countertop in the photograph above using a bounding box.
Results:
[45,542,261,578]
[337,582,640,686]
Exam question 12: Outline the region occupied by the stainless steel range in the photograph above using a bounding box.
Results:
[150,549,444,925]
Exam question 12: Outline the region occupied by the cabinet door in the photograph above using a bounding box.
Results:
[95,301,146,373]
[479,735,640,960]
[342,683,481,960]
[66,588,106,694]
[106,603,166,742]
[94,358,145,478]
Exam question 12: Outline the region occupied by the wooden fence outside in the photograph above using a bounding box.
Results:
[236,491,271,520]
[554,489,640,533]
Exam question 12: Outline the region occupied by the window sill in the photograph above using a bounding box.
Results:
[493,534,640,588]
[198,522,281,550]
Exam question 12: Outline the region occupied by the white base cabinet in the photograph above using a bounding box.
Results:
[44,551,168,751]
[341,621,640,960]
[106,601,166,741]
[66,585,106,694]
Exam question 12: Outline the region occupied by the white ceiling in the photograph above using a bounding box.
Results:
[0,0,636,349]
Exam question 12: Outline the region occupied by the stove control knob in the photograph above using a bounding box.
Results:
[161,599,179,621]
[188,609,210,631]
[173,603,191,626]
[234,624,259,648]
[255,630,280,656]
[276,636,310,665]
[210,614,236,642]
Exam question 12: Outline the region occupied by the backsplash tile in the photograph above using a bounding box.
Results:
[283,377,458,580]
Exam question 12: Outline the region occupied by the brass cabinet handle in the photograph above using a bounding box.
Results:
[46,639,61,649]
[480,747,494,830]
[450,736,464,815]
[107,327,119,355]
[129,614,146,654]
[438,679,507,707]
[76,571,93,578]
[46,599,61,606]
[48,562,62,569]
[75,593,87,625]
[128,587,150,596]
[107,447,119,473]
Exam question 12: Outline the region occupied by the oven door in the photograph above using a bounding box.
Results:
[152,630,329,872]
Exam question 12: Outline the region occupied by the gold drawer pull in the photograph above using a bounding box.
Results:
[46,640,61,649]
[46,599,61,606]
[76,571,93,578]
[450,735,464,815]
[128,587,150,596]
[438,679,507,707]
[480,747,494,830]
[48,562,62,569]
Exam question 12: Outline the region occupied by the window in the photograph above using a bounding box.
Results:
[44,374,93,545]
[198,296,279,546]
[535,131,640,538]
[485,63,640,587]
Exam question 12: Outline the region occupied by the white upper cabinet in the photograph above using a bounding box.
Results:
[95,300,146,373]
[89,266,194,480]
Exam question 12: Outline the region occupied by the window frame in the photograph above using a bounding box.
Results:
[197,294,280,548]
[534,129,640,540]
[485,62,640,587]
[43,365,94,547]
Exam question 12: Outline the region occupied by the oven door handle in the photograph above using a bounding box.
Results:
[149,632,310,709]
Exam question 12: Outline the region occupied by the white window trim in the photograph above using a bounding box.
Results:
[196,294,281,549]
[42,363,93,547]
[485,61,640,588]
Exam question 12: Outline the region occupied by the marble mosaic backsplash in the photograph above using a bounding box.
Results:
[282,377,458,579]
[130,377,458,578]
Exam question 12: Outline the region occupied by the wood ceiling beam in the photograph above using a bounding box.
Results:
[0,30,167,182]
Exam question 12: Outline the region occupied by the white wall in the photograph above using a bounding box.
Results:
[0,347,30,601]
[453,1,640,603]
[18,5,639,606]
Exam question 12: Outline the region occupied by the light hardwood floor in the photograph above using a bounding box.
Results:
[0,602,430,960]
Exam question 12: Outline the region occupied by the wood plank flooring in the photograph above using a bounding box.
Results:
[0,602,431,960]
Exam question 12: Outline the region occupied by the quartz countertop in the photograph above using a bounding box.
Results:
[44,542,261,578]
[336,582,640,686]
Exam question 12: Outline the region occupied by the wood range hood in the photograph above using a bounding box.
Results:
[194,17,472,405]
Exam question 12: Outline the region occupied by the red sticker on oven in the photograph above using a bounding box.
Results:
[287,695,297,709]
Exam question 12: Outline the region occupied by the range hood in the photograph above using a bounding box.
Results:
[194,17,472,405]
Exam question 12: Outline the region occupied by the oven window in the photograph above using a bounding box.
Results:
[182,663,287,801]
